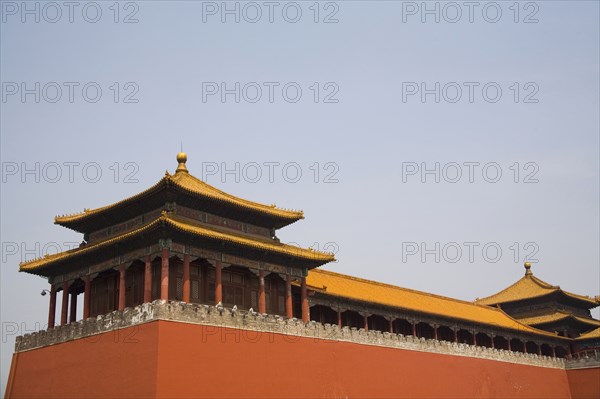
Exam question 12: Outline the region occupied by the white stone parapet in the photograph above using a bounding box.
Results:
[14,300,572,369]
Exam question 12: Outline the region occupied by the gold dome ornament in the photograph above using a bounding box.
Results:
[524,262,532,276]
[176,152,188,173]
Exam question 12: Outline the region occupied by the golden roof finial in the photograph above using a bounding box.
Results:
[176,152,188,173]
[524,262,532,276]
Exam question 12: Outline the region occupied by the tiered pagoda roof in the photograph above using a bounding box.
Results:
[21,213,334,276]
[518,311,600,330]
[473,263,599,338]
[20,153,334,277]
[55,153,304,233]
[475,263,599,309]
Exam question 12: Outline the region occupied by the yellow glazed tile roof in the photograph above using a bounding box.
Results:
[475,264,599,307]
[170,171,303,219]
[21,213,334,273]
[55,156,303,226]
[166,215,333,262]
[517,311,600,327]
[306,269,562,338]
[575,327,600,341]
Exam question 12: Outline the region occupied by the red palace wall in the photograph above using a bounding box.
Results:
[4,320,594,399]
[567,368,600,399]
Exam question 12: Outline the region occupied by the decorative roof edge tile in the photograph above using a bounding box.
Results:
[475,264,598,308]
[21,214,334,272]
[575,327,600,341]
[518,312,600,328]
[55,154,304,229]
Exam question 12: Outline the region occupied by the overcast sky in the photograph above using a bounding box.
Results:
[1,0,599,392]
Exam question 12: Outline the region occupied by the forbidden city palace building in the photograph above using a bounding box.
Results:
[5,153,600,399]
[476,263,600,340]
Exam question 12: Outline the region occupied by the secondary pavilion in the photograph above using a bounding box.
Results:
[21,153,335,327]
[476,263,600,339]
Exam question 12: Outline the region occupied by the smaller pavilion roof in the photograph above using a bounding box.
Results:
[575,327,600,341]
[517,311,600,328]
[475,263,599,308]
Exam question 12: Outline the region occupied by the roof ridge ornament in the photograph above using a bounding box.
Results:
[176,152,188,173]
[524,262,533,276]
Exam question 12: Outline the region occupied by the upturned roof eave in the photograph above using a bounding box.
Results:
[523,312,600,328]
[22,214,334,276]
[476,274,599,309]
[480,289,599,309]
[54,176,170,231]
[575,327,600,341]
[54,173,304,233]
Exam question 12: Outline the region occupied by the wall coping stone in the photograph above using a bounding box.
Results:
[14,300,572,370]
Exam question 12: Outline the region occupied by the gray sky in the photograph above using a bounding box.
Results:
[1,0,599,393]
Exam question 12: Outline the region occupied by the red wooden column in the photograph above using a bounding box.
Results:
[83,275,91,319]
[47,285,56,329]
[215,260,222,304]
[508,338,512,351]
[144,256,152,303]
[473,331,478,346]
[388,318,394,334]
[551,346,556,358]
[537,343,542,356]
[60,282,69,325]
[285,274,293,319]
[161,248,170,300]
[363,314,368,331]
[454,328,458,343]
[118,264,126,311]
[69,292,77,323]
[202,265,208,303]
[433,324,438,340]
[300,276,309,322]
[491,334,495,349]
[182,254,190,303]
[337,309,342,328]
[411,321,417,337]
[258,270,266,314]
